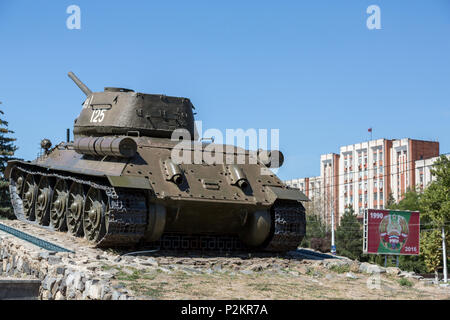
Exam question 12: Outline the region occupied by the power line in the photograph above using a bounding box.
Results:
[287,152,450,194]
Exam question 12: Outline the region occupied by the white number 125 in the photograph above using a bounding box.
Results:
[90,110,106,123]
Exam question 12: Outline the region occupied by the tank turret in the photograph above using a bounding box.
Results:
[68,72,196,140]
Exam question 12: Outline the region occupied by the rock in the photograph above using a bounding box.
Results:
[66,288,76,299]
[98,272,114,280]
[358,262,370,273]
[346,272,358,279]
[103,293,112,300]
[119,294,128,300]
[240,270,253,275]
[359,263,385,274]
[65,273,75,287]
[56,266,65,275]
[325,274,333,280]
[89,281,103,300]
[399,271,415,278]
[38,252,49,260]
[74,272,85,291]
[386,267,401,275]
[51,279,62,297]
[22,261,31,275]
[48,256,62,265]
[272,263,282,270]
[182,266,202,274]
[112,290,121,300]
[16,257,23,272]
[157,267,172,274]
[251,265,263,272]
[122,267,135,275]
[297,266,310,275]
[43,276,56,291]
[141,258,158,267]
[113,283,125,290]
[212,264,222,272]
[55,290,65,300]
[59,279,67,296]
[101,284,110,299]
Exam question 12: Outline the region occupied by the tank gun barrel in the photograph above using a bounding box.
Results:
[68,71,92,97]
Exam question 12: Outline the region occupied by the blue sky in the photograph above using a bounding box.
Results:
[0,1,449,180]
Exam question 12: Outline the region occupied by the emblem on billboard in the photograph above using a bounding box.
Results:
[379,214,409,251]
[363,209,420,255]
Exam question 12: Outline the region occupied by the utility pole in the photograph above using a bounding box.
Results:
[331,206,336,255]
[442,226,448,283]
[331,158,336,255]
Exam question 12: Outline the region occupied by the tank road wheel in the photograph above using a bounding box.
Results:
[34,176,53,226]
[239,210,272,248]
[10,167,25,198]
[9,167,27,219]
[22,174,38,221]
[50,179,69,231]
[83,187,107,243]
[67,182,85,236]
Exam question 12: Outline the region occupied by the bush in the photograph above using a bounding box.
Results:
[397,278,413,287]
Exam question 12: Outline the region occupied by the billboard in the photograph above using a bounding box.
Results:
[363,209,420,255]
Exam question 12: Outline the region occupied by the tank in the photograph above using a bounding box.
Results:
[5,72,309,251]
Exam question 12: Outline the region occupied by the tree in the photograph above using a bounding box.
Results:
[0,103,18,219]
[300,213,327,248]
[335,205,363,260]
[386,192,396,207]
[384,188,428,273]
[420,229,447,281]
[421,156,450,229]
[419,155,450,278]
[388,188,420,211]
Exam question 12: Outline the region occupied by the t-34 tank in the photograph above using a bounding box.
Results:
[5,72,308,251]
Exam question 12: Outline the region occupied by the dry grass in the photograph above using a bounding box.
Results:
[110,265,450,300]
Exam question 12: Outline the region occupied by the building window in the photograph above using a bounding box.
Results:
[374,193,378,200]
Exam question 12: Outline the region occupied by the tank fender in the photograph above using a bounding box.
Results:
[144,203,166,241]
[107,176,153,189]
[239,210,271,247]
[264,186,310,204]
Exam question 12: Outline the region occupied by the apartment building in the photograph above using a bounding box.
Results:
[285,138,440,225]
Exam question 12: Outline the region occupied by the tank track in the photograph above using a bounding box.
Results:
[9,165,305,252]
[150,201,306,252]
[263,201,306,252]
[9,165,147,247]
